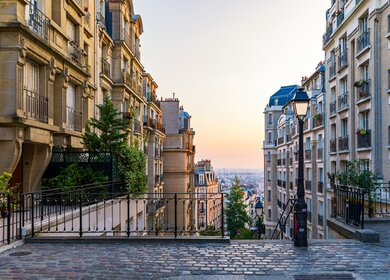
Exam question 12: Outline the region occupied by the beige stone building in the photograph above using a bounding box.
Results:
[160,97,196,234]
[194,160,223,230]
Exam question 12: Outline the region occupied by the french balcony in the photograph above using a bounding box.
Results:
[68,41,87,69]
[277,136,284,145]
[330,100,337,116]
[97,12,106,29]
[338,136,349,151]
[356,80,370,101]
[66,106,82,132]
[156,121,165,134]
[318,182,324,194]
[338,48,348,69]
[19,88,48,123]
[357,28,370,53]
[336,9,345,27]
[317,147,323,160]
[338,93,348,111]
[101,58,110,77]
[330,139,337,153]
[356,129,371,148]
[313,114,324,128]
[133,119,141,134]
[26,2,50,41]
[329,63,336,80]
[120,29,135,53]
[305,180,312,191]
[323,25,333,47]
[305,149,312,161]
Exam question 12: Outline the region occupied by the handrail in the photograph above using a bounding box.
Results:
[271,198,297,240]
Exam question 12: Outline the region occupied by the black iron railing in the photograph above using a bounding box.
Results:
[271,198,296,240]
[338,93,348,110]
[330,100,336,115]
[305,149,311,161]
[21,89,48,123]
[339,48,348,69]
[282,181,286,189]
[338,136,349,151]
[66,106,82,132]
[337,10,345,27]
[357,80,370,100]
[68,41,86,68]
[334,185,365,228]
[329,62,336,80]
[277,137,284,145]
[357,130,371,148]
[323,25,333,47]
[27,2,50,41]
[318,214,324,227]
[277,180,282,187]
[313,114,324,128]
[318,182,324,194]
[357,28,370,53]
[330,139,337,153]
[368,183,390,218]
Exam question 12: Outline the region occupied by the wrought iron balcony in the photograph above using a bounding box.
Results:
[323,25,333,47]
[66,106,82,132]
[313,114,324,128]
[330,100,337,116]
[101,58,110,77]
[329,62,336,80]
[357,28,370,53]
[19,88,48,123]
[27,2,50,41]
[68,41,86,68]
[277,137,284,145]
[305,149,312,161]
[357,129,371,148]
[336,10,344,27]
[356,80,370,101]
[338,136,349,151]
[330,139,337,153]
[286,134,291,143]
[120,29,135,53]
[339,48,348,69]
[338,93,348,111]
[156,121,165,134]
[282,158,286,166]
[305,180,312,191]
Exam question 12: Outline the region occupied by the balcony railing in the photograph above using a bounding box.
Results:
[27,2,50,41]
[357,130,371,148]
[329,62,336,80]
[338,136,349,151]
[317,147,323,160]
[97,12,106,29]
[305,149,311,161]
[156,121,165,134]
[323,25,333,47]
[330,100,336,116]
[337,10,345,27]
[313,114,324,128]
[338,93,348,111]
[68,41,86,68]
[20,88,48,123]
[120,29,135,53]
[133,119,141,134]
[357,28,370,53]
[66,106,82,132]
[305,180,312,191]
[338,48,348,69]
[101,58,110,77]
[330,139,337,153]
[277,137,284,145]
[356,80,370,101]
[318,182,324,194]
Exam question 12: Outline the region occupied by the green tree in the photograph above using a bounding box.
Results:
[82,95,147,193]
[336,160,377,216]
[226,176,250,238]
[82,94,129,153]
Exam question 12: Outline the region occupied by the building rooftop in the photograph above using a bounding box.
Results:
[268,85,298,107]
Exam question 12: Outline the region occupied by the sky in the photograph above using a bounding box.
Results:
[134,0,329,170]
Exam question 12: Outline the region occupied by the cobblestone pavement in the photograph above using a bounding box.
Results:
[0,240,389,280]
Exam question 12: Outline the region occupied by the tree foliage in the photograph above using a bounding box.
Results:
[226,176,250,238]
[82,95,147,193]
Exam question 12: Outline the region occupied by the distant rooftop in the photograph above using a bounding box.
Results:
[268,85,298,107]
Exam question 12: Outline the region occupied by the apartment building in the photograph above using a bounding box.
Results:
[323,0,390,186]
[0,0,96,192]
[160,98,196,233]
[263,85,298,238]
[194,160,223,230]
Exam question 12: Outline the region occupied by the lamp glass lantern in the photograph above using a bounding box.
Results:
[291,88,310,119]
[255,201,264,217]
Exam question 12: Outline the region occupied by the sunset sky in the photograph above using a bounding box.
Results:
[135,0,329,169]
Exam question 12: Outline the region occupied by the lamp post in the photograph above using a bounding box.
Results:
[291,87,310,247]
[255,200,264,240]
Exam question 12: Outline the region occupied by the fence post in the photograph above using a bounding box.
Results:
[361,189,365,229]
[79,193,83,237]
[345,188,349,224]
[19,194,24,239]
[333,187,337,218]
[174,194,177,238]
[7,195,11,244]
[31,194,35,237]
[127,194,130,237]
[221,194,224,238]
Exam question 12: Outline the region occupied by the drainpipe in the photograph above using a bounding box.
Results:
[374,18,383,180]
[321,65,329,239]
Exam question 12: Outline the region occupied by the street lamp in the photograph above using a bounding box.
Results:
[291,87,309,247]
[255,200,264,240]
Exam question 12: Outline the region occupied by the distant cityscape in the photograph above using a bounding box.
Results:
[216,169,264,195]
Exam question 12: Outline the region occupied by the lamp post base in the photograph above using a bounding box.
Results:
[294,198,308,247]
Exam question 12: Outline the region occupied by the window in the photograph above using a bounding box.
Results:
[361,63,369,81]
[267,151,271,162]
[267,171,271,181]
[267,190,271,202]
[339,36,347,52]
[331,124,336,139]
[317,101,323,114]
[66,17,77,42]
[268,209,271,220]
[268,113,272,125]
[358,111,369,130]
[340,77,348,95]
[268,132,272,144]
[24,59,39,94]
[305,137,311,150]
[331,87,336,101]
[319,168,323,182]
[359,15,369,32]
[340,119,348,137]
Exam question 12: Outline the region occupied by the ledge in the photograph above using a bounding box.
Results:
[356,96,372,105]
[327,218,379,243]
[356,45,371,59]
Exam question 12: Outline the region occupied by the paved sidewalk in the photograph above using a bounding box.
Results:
[0,240,389,279]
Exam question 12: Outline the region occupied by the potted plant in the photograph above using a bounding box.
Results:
[354,79,368,87]
[356,128,367,136]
